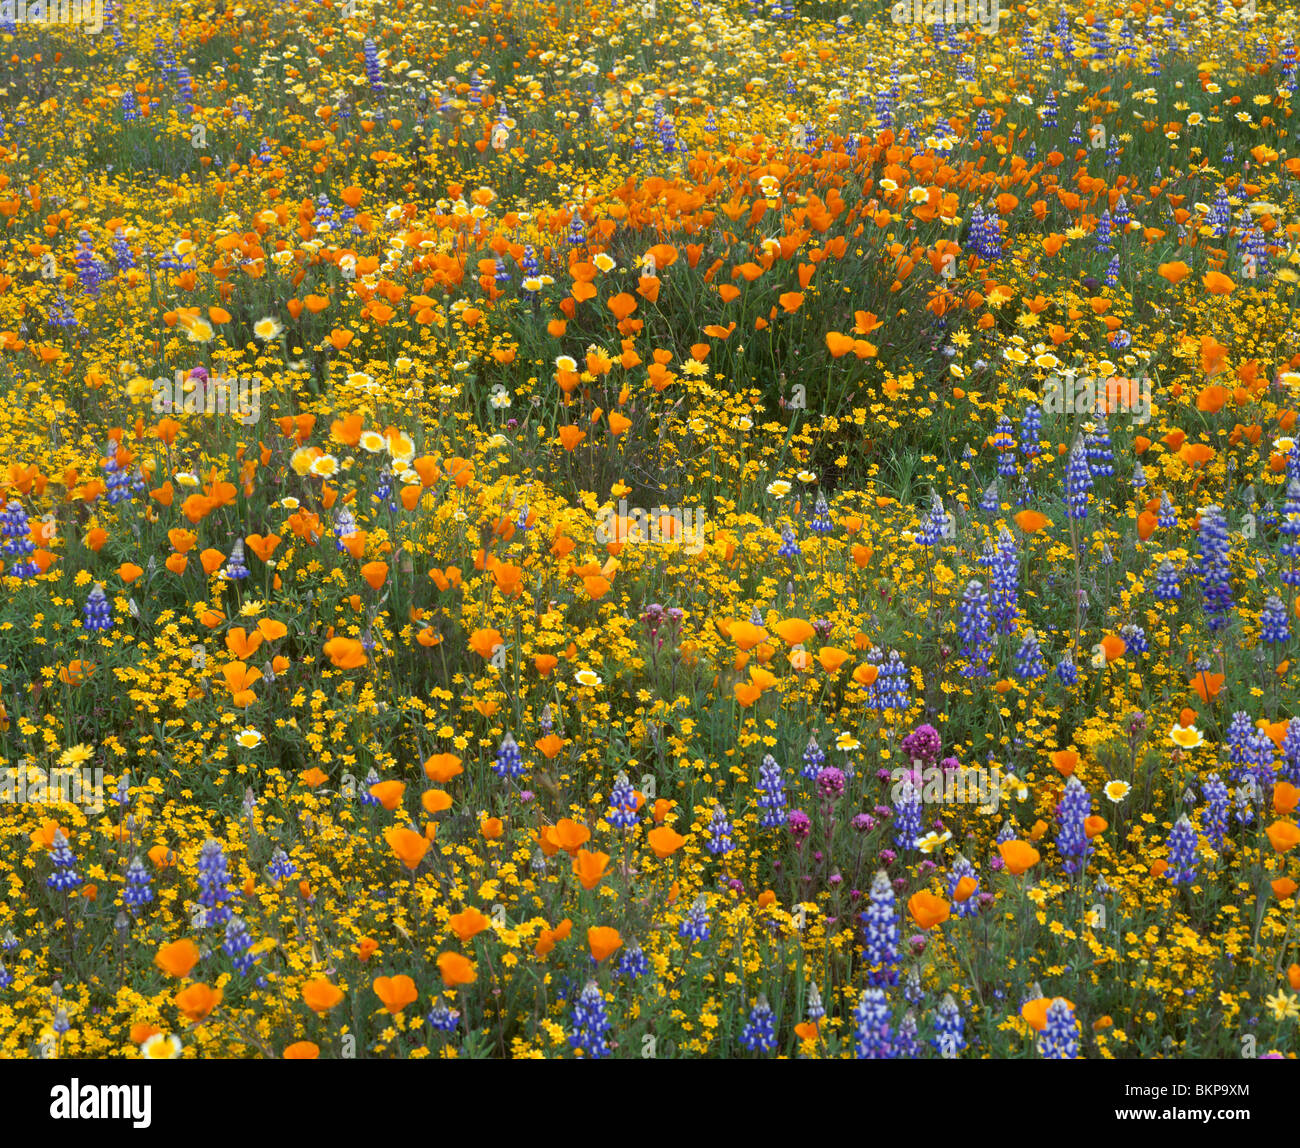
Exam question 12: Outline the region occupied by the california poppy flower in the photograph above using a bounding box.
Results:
[998,840,1040,875]
[323,637,367,669]
[548,818,591,855]
[1157,261,1190,286]
[175,982,223,1022]
[423,753,463,783]
[468,628,504,659]
[774,618,815,646]
[587,926,622,962]
[368,780,405,811]
[421,789,452,814]
[436,952,476,988]
[301,979,345,1013]
[727,620,768,651]
[1050,750,1078,777]
[449,907,491,942]
[1099,634,1126,663]
[155,939,200,979]
[648,825,686,859]
[284,1041,320,1059]
[384,826,429,870]
[372,974,418,1014]
[1274,782,1300,816]
[907,890,950,930]
[573,848,611,890]
[1190,671,1225,703]
[1265,821,1300,853]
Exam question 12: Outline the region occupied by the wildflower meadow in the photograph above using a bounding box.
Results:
[3,0,1300,1088]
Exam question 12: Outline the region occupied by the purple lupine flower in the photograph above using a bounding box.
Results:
[47,831,82,892]
[1201,774,1229,854]
[916,494,947,547]
[957,580,992,677]
[363,39,383,93]
[1157,490,1178,529]
[1261,595,1290,644]
[1019,404,1042,458]
[196,838,233,927]
[933,993,966,1057]
[895,1010,921,1059]
[569,980,611,1059]
[1038,998,1080,1058]
[706,805,733,855]
[757,756,787,828]
[0,502,38,579]
[861,870,900,987]
[1194,505,1233,633]
[1015,630,1046,681]
[854,987,895,1058]
[1064,437,1092,520]
[1281,719,1300,786]
[679,894,711,942]
[1055,776,1093,875]
[740,994,777,1053]
[608,772,638,830]
[1167,814,1198,885]
[492,732,527,781]
[982,528,1020,633]
[1154,559,1181,601]
[1279,478,1300,588]
[800,734,826,780]
[1086,415,1114,478]
[893,779,923,851]
[873,650,911,709]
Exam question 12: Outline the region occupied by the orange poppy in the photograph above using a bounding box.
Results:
[1050,750,1078,777]
[155,939,200,979]
[449,907,491,942]
[372,974,418,1014]
[998,840,1040,875]
[175,983,223,1022]
[1265,821,1300,853]
[648,825,686,859]
[301,979,345,1013]
[587,926,623,962]
[423,753,463,783]
[369,780,405,811]
[573,848,611,890]
[907,890,951,930]
[437,951,477,987]
[384,826,430,870]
